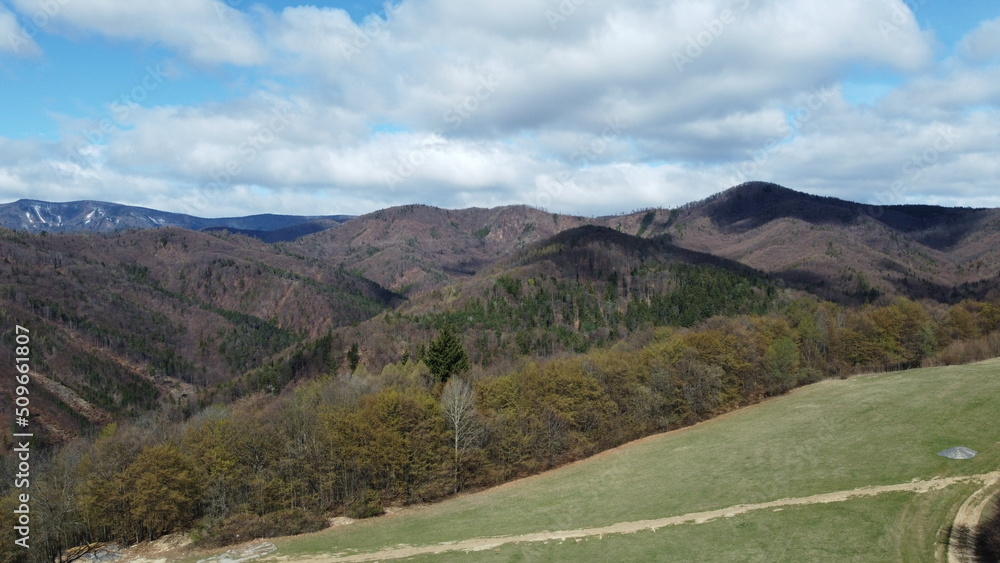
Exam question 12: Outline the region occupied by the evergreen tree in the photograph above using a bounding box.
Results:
[347,342,360,372]
[425,328,470,382]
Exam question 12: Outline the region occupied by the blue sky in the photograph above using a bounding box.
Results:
[0,0,998,217]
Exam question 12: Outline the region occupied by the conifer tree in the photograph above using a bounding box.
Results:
[425,328,470,382]
[347,342,360,372]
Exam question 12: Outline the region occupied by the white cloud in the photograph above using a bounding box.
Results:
[878,65,1000,119]
[958,18,1000,64]
[299,0,938,209]
[8,0,266,65]
[746,101,1000,207]
[3,0,999,217]
[0,4,38,56]
[529,162,727,215]
[259,2,929,203]
[268,5,362,75]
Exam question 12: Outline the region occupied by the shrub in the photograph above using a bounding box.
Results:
[196,509,328,548]
[346,490,385,519]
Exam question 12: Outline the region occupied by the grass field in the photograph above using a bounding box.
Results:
[394,487,980,562]
[204,360,1000,562]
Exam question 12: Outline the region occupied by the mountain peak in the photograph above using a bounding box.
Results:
[688,182,858,231]
[722,181,797,198]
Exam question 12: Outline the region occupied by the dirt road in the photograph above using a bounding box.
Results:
[947,472,999,563]
[278,472,999,562]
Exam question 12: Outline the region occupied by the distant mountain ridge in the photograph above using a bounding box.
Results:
[658,182,1000,301]
[0,199,354,240]
[285,182,1000,303]
[7,183,1000,302]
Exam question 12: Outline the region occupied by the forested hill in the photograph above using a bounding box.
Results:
[645,182,1000,302]
[281,183,1000,304]
[0,227,398,441]
[308,224,780,375]
[286,204,596,296]
[497,224,765,277]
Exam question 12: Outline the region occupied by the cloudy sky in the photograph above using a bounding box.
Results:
[0,0,998,217]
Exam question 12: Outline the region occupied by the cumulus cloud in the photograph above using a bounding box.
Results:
[410,0,925,134]
[1,0,998,216]
[7,0,267,65]
[958,18,1000,64]
[248,0,937,186]
[742,98,1000,207]
[878,66,1000,119]
[255,0,941,211]
[0,4,38,56]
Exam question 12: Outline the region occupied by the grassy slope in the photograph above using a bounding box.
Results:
[404,488,979,562]
[255,360,1000,561]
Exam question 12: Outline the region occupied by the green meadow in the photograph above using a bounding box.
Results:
[247,360,1000,562]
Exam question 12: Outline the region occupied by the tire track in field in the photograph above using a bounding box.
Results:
[948,472,1000,563]
[284,472,999,563]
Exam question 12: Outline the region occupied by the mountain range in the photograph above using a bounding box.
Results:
[280,183,1000,302]
[2,181,999,442]
[7,184,999,303]
[0,199,353,241]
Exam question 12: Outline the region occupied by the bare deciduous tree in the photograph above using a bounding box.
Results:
[440,378,482,493]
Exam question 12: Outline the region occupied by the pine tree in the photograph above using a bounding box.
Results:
[347,342,360,372]
[425,328,470,382]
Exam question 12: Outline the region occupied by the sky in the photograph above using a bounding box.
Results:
[0,0,998,218]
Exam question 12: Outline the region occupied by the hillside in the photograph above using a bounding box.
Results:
[287,204,597,296]
[188,360,1000,562]
[656,182,1000,302]
[284,184,1000,304]
[201,219,343,243]
[326,224,780,369]
[0,227,397,441]
[286,204,731,298]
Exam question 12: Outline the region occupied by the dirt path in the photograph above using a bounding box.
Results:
[947,472,1000,563]
[277,472,1000,562]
